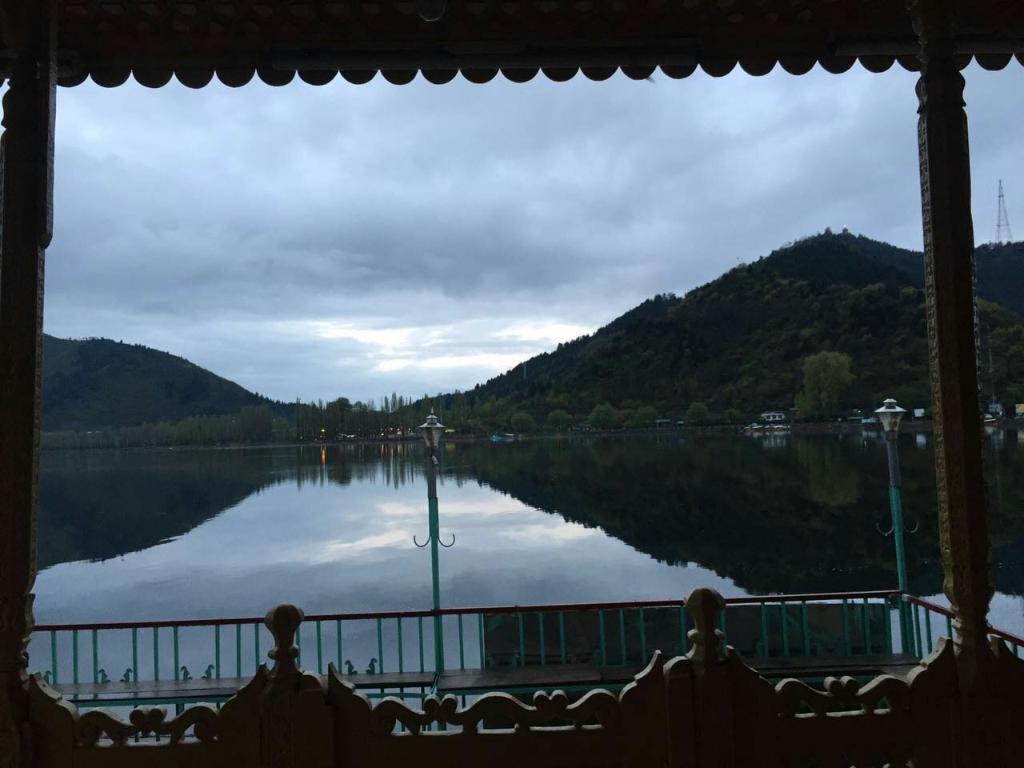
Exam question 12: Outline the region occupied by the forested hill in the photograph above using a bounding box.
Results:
[42,335,278,431]
[744,231,1024,315]
[465,232,1024,421]
[40,231,1024,436]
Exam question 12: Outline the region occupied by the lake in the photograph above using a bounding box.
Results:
[36,431,1024,639]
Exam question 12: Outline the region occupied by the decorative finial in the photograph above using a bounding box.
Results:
[265,604,303,673]
[685,587,726,664]
[416,0,446,22]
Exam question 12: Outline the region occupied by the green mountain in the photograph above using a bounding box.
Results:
[42,335,277,431]
[42,232,1024,436]
[743,231,1024,316]
[464,232,1024,421]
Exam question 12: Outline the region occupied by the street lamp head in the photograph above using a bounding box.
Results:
[875,397,906,437]
[419,409,445,451]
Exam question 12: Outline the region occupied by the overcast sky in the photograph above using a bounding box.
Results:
[45,64,1023,404]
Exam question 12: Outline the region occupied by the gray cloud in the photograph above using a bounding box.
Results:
[44,64,1024,402]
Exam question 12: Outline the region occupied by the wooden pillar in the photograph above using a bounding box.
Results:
[912,0,992,674]
[0,1,56,766]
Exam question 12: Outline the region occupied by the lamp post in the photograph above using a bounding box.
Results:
[875,397,911,650]
[417,409,451,674]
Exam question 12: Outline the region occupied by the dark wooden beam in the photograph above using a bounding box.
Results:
[913,0,992,672]
[0,1,56,765]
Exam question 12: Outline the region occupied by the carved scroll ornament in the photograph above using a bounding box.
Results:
[26,667,267,752]
[77,705,219,747]
[369,687,620,736]
[325,651,667,740]
[773,639,956,718]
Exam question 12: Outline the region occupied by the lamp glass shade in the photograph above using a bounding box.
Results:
[419,409,445,450]
[875,398,906,436]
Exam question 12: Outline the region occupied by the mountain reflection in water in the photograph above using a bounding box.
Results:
[39,432,1024,598]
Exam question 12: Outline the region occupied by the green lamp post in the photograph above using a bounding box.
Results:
[416,409,453,673]
[875,397,912,650]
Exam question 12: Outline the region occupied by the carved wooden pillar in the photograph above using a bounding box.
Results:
[0,2,56,766]
[262,605,332,768]
[912,0,992,673]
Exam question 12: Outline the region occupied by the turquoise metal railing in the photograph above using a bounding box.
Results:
[902,594,1024,658]
[31,589,913,706]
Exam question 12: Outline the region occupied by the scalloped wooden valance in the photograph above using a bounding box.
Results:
[33,0,1024,88]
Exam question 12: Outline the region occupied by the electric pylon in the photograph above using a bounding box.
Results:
[996,179,1013,243]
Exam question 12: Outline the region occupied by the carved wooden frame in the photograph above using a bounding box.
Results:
[3,1,1024,765]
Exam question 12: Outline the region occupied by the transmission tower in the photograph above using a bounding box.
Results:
[996,179,1013,243]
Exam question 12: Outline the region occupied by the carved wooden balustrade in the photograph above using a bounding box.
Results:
[23,587,1024,768]
[33,589,929,706]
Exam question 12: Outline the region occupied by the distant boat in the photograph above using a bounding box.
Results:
[743,422,789,434]
[490,433,516,443]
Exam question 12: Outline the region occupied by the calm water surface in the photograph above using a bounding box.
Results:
[36,432,1024,637]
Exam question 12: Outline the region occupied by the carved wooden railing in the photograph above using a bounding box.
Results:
[25,587,1024,767]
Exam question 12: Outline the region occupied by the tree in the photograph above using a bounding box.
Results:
[635,405,658,427]
[510,412,536,433]
[589,403,619,430]
[547,409,573,431]
[796,351,854,418]
[685,402,712,425]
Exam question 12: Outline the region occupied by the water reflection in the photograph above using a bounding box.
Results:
[39,449,278,569]
[38,431,1024,612]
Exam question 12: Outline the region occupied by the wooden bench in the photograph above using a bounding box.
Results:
[438,653,921,695]
[753,653,921,680]
[52,653,922,707]
[54,670,436,706]
[438,663,606,693]
[444,655,924,688]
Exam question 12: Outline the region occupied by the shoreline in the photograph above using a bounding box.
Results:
[39,417,1023,452]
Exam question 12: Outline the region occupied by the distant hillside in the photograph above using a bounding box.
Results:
[746,231,923,291]
[42,335,278,431]
[974,242,1024,316]
[42,232,1024,436]
[463,232,1024,421]
[753,231,1024,315]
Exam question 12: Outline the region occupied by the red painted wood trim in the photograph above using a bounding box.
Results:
[904,594,1024,646]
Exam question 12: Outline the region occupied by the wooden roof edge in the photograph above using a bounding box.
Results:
[2,31,1021,85]
[34,40,1024,88]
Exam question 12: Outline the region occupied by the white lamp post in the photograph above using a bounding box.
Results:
[875,397,912,651]
[417,409,450,673]
[420,410,445,455]
[876,397,906,440]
